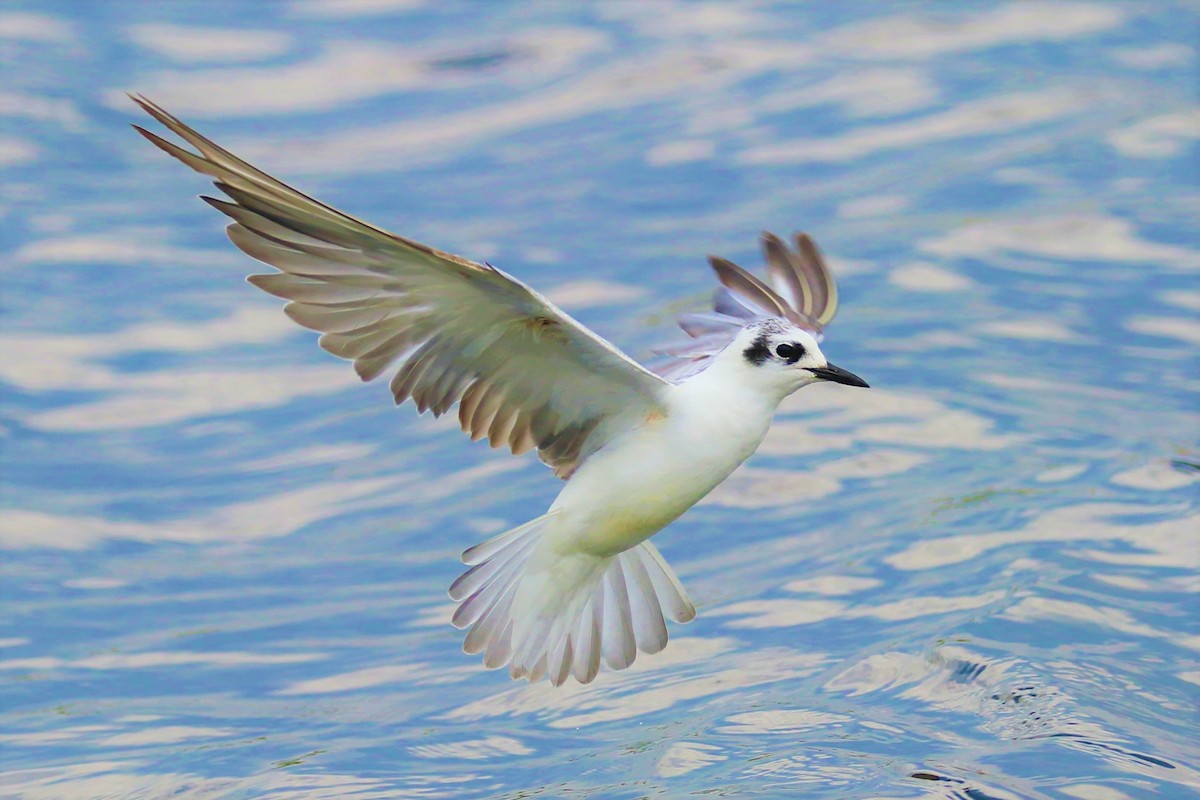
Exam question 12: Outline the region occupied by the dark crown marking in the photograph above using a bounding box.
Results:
[743,332,772,366]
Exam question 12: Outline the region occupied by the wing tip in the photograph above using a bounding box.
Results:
[127,92,175,129]
[129,122,166,148]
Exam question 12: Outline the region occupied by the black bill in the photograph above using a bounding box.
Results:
[809,363,869,388]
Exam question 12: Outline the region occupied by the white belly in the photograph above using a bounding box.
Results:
[547,385,774,557]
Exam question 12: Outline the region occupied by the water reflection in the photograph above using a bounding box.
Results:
[921,213,1200,270]
[3,1,1199,798]
[888,502,1200,571]
[445,637,827,729]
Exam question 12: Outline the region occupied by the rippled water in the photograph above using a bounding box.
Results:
[2,2,1198,798]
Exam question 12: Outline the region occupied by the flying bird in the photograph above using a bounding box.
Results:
[131,95,869,686]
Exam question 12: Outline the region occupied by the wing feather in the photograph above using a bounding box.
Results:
[794,233,839,326]
[707,256,792,320]
[133,95,668,477]
[761,231,813,315]
[651,229,844,379]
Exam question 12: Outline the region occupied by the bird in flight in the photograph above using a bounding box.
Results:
[131,95,868,686]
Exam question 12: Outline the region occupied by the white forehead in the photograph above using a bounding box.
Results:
[746,318,819,347]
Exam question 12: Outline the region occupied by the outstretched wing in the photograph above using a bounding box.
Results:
[131,95,669,479]
[652,231,841,380]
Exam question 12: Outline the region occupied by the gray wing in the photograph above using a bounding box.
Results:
[652,231,840,380]
[131,95,670,479]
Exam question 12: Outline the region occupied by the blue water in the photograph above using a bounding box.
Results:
[2,2,1198,798]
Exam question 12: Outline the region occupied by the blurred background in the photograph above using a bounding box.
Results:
[1,1,1197,798]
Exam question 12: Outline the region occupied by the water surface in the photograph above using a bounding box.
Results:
[1,2,1198,798]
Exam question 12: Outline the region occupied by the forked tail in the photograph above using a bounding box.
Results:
[449,511,696,685]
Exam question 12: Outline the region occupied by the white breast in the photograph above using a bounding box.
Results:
[547,367,777,557]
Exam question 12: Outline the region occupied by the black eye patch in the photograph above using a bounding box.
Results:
[775,342,805,363]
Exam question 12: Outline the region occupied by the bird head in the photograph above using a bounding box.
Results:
[728,318,868,397]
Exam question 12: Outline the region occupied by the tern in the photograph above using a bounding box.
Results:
[132,95,869,686]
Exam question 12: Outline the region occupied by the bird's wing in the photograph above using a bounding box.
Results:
[131,95,670,479]
[651,231,840,381]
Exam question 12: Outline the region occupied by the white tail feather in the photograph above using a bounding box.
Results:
[618,549,669,653]
[602,562,636,670]
[461,512,557,565]
[637,540,696,623]
[450,514,695,685]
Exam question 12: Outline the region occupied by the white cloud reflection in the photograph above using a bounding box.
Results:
[277,663,424,695]
[1160,290,1200,312]
[0,759,423,800]
[888,503,1200,571]
[28,366,353,432]
[705,451,929,509]
[1111,43,1195,70]
[711,590,1005,629]
[0,136,37,167]
[740,89,1082,165]
[290,0,426,17]
[1125,316,1200,347]
[1110,461,1198,491]
[231,45,729,174]
[1003,597,1196,649]
[773,388,1017,452]
[889,262,973,292]
[409,735,532,761]
[0,11,74,42]
[783,575,880,596]
[758,68,940,118]
[821,2,1123,60]
[0,305,361,432]
[978,319,1086,343]
[126,23,293,64]
[15,231,242,267]
[103,0,1133,185]
[1108,109,1200,158]
[0,475,400,550]
[62,577,127,590]
[120,27,609,118]
[921,214,1200,270]
[1061,785,1134,800]
[718,709,850,735]
[542,279,646,308]
[646,139,716,166]
[709,599,846,628]
[837,194,912,220]
[0,91,86,131]
[96,726,233,747]
[598,1,767,39]
[656,740,726,778]
[444,637,826,729]
[0,650,324,671]
[234,443,378,473]
[823,651,932,697]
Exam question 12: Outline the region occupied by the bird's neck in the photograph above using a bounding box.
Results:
[673,356,788,433]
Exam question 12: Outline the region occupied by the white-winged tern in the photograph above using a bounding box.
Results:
[132,95,869,686]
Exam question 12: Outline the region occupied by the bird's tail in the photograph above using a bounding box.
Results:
[449,511,696,685]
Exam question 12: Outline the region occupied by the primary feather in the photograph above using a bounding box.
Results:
[129,94,668,479]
